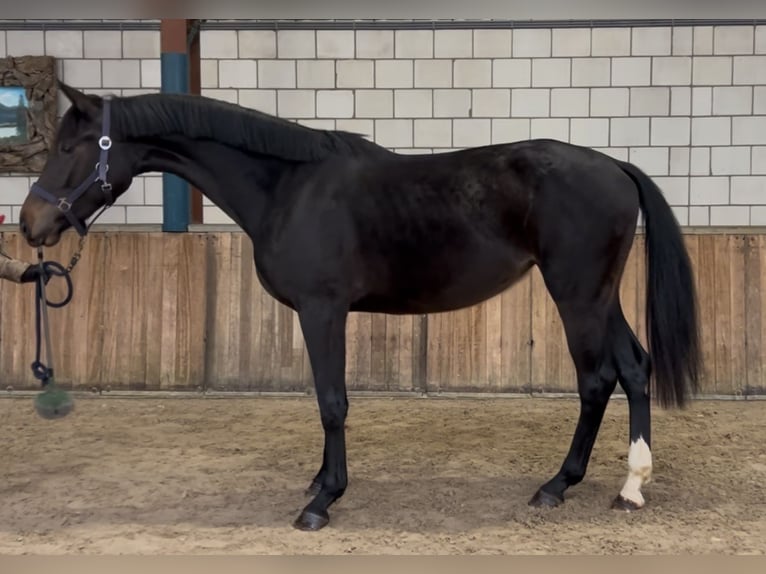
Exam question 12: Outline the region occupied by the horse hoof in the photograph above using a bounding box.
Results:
[304,481,322,497]
[611,495,643,512]
[293,509,330,531]
[528,489,564,508]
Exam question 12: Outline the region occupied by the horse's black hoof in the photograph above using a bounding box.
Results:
[611,495,643,512]
[293,509,330,531]
[528,489,564,508]
[304,481,322,497]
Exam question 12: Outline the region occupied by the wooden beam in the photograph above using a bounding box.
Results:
[187,20,203,225]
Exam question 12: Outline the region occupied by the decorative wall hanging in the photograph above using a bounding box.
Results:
[0,56,57,174]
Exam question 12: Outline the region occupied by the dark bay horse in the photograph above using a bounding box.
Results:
[18,82,700,531]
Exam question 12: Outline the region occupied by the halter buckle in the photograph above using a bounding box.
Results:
[57,198,72,213]
[98,136,112,151]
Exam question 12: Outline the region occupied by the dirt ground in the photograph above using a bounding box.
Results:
[0,394,764,554]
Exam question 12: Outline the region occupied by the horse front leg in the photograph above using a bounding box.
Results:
[293,299,349,531]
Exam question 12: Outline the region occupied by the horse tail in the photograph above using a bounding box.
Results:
[615,159,701,408]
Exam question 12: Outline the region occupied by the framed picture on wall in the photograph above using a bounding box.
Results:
[0,55,57,174]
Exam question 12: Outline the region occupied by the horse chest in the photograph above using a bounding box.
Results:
[252,258,297,310]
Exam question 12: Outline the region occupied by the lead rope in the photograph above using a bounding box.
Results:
[30,230,92,420]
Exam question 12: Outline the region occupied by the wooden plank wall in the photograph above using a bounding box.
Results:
[0,230,760,396]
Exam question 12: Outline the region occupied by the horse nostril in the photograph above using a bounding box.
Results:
[19,220,29,237]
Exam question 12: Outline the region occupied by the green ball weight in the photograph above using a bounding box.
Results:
[34,384,74,420]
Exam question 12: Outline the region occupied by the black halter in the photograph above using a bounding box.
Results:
[30,98,115,237]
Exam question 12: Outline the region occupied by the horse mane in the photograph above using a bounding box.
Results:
[111,93,384,162]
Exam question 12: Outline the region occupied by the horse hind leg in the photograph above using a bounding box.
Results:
[610,307,653,511]
[529,294,619,507]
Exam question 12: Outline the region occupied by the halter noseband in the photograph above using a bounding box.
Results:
[30,98,115,237]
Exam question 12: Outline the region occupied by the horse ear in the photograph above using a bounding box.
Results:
[57,80,101,119]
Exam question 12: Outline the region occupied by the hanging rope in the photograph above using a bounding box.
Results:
[30,243,84,420]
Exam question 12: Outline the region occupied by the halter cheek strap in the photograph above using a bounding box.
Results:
[30,98,115,237]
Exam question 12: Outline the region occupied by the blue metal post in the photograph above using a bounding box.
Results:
[160,42,191,231]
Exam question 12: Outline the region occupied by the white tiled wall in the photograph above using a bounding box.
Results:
[2,23,766,228]
[195,25,766,227]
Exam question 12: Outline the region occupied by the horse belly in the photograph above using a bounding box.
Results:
[354,244,534,315]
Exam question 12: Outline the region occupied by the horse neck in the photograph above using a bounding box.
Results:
[131,135,295,233]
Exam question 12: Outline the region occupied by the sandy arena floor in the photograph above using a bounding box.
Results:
[0,395,764,554]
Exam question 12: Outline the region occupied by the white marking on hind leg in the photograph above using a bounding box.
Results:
[618,436,652,508]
